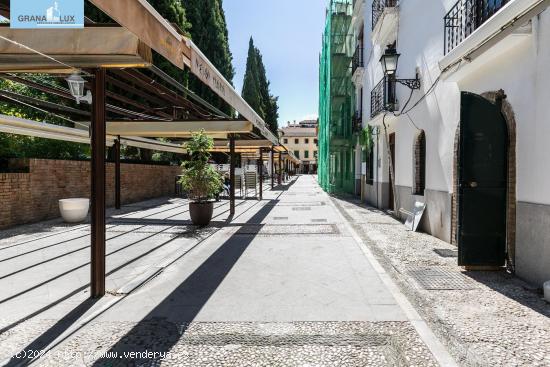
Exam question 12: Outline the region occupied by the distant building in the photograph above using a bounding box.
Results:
[279,120,318,174]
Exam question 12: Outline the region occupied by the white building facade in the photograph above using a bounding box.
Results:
[351,0,550,287]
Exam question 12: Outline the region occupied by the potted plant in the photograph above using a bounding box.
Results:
[179,130,223,226]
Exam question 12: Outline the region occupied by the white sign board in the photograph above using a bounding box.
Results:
[404,201,427,232]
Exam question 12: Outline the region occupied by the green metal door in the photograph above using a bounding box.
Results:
[458,92,507,267]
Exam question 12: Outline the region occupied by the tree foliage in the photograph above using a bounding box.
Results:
[178,130,223,202]
[182,0,235,115]
[359,126,374,151]
[0,77,90,160]
[241,37,279,134]
[85,0,190,84]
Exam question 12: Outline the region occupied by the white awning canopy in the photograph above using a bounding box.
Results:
[0,114,185,153]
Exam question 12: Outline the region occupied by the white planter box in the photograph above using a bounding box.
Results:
[59,198,90,223]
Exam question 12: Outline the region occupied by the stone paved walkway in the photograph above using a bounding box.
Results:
[331,195,550,367]
[0,176,454,366]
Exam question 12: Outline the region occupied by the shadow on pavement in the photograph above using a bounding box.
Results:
[0,200,246,353]
[90,196,282,366]
[463,270,550,318]
[335,193,550,319]
[1,193,277,366]
[3,299,99,366]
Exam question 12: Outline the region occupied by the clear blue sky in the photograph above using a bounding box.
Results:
[222,0,326,127]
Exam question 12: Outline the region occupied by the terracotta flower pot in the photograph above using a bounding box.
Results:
[189,201,214,226]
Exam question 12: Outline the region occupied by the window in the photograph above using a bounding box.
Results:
[305,138,309,144]
[314,150,318,159]
[295,138,299,144]
[412,130,426,195]
[283,138,288,144]
[304,151,309,159]
[294,150,300,159]
[367,144,374,185]
[314,139,318,145]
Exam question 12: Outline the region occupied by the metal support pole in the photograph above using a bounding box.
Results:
[114,136,121,210]
[278,153,282,185]
[259,148,263,200]
[229,134,236,216]
[286,160,291,180]
[91,68,106,299]
[271,147,275,189]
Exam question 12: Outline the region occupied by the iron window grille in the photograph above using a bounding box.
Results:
[353,110,363,133]
[372,0,397,30]
[371,76,396,118]
[444,0,509,55]
[352,45,364,75]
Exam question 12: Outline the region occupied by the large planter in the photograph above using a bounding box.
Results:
[189,201,214,226]
[59,198,90,223]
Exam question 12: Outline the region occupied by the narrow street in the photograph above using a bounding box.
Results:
[0,176,454,366]
[2,0,550,365]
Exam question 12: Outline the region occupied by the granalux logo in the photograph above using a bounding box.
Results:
[11,0,84,29]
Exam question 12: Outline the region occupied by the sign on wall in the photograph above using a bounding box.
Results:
[11,0,84,29]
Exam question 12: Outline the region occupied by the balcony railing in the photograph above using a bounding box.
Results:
[372,0,398,30]
[444,0,509,54]
[353,111,363,133]
[370,76,396,118]
[352,46,364,75]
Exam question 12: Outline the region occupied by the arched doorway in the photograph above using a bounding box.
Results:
[456,91,512,267]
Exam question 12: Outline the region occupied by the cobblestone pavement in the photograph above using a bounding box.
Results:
[3,320,437,366]
[0,176,449,366]
[331,195,550,367]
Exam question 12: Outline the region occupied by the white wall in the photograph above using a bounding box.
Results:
[348,0,550,285]
[358,0,550,206]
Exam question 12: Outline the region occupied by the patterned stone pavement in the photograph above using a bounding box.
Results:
[3,320,437,366]
[0,176,451,366]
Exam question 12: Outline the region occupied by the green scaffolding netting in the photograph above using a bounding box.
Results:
[318,0,356,194]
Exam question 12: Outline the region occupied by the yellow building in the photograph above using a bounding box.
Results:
[279,120,318,174]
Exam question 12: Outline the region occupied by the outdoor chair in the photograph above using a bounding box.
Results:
[244,171,258,198]
[234,174,244,198]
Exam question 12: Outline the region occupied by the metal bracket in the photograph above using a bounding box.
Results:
[396,78,421,90]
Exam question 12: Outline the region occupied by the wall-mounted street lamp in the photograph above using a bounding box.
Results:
[380,44,421,90]
[66,72,92,104]
[380,46,399,75]
[378,44,421,113]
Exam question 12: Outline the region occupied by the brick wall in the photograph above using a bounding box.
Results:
[0,159,181,229]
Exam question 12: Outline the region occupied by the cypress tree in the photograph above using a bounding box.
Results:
[242,38,263,118]
[265,96,280,133]
[241,37,280,134]
[181,0,235,115]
